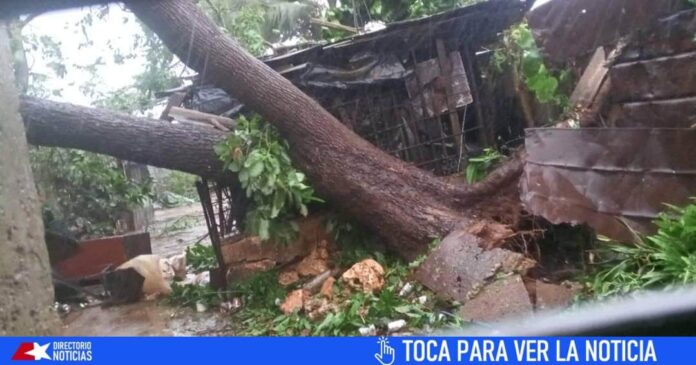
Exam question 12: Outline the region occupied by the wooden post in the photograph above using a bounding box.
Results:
[435,39,466,164]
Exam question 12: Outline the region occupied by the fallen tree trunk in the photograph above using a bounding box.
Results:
[21,96,228,179]
[123,0,522,258]
[21,93,522,259]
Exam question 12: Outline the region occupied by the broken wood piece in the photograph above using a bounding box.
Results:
[569,47,609,110]
[435,39,466,162]
[169,106,235,130]
[309,18,358,34]
[159,92,186,120]
[302,270,334,294]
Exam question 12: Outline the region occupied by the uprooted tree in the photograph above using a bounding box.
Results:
[16,0,523,259]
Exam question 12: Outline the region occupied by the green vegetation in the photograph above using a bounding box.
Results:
[234,253,461,336]
[167,282,230,308]
[327,0,481,27]
[17,7,178,239]
[185,243,218,273]
[199,0,320,56]
[588,200,696,298]
[215,114,322,242]
[465,148,502,183]
[153,171,199,207]
[31,148,152,238]
[165,218,459,336]
[493,22,570,108]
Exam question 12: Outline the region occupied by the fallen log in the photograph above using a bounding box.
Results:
[20,96,228,179]
[125,0,523,258]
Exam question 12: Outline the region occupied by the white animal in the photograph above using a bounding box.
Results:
[117,254,172,299]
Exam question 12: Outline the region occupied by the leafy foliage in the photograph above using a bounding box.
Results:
[234,254,461,336]
[199,0,320,55]
[325,214,384,267]
[328,0,480,27]
[186,243,219,273]
[589,201,696,298]
[465,148,502,183]
[493,22,570,107]
[167,282,229,308]
[31,148,152,238]
[93,20,179,115]
[153,171,199,207]
[215,114,322,242]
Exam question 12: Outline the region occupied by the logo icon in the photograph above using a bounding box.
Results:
[375,337,395,365]
[11,342,51,361]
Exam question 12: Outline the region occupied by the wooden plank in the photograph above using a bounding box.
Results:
[463,46,491,146]
[569,47,609,108]
[169,106,235,130]
[435,39,465,161]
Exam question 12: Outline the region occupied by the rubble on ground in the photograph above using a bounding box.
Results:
[341,259,385,293]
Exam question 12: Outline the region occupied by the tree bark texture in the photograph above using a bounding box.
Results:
[21,96,229,179]
[129,0,524,258]
[21,95,522,258]
[0,23,59,335]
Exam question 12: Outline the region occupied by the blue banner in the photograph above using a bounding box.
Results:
[0,337,689,364]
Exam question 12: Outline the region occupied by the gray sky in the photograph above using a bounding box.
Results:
[24,5,156,106]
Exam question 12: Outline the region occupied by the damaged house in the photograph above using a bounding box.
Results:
[523,0,696,242]
[8,0,696,336]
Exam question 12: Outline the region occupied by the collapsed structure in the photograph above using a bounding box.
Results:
[26,0,696,324]
[523,0,696,241]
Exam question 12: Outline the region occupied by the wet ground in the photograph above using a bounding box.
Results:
[61,203,231,336]
[60,301,236,336]
[149,203,210,258]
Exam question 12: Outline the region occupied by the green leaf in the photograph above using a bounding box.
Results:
[258,218,270,240]
[248,160,264,178]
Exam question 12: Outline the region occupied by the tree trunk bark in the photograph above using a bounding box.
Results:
[0,23,59,335]
[21,96,229,179]
[124,0,522,258]
[21,93,522,258]
[9,0,523,259]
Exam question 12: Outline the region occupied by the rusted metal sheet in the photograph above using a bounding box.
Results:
[54,232,151,280]
[527,0,687,64]
[608,97,696,128]
[611,51,696,103]
[521,128,696,241]
[264,0,532,71]
[414,230,535,302]
[618,9,696,63]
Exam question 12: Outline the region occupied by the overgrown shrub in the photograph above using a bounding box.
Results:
[215,114,322,242]
[185,243,218,273]
[493,22,570,108]
[31,147,152,238]
[465,148,502,183]
[589,200,696,298]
